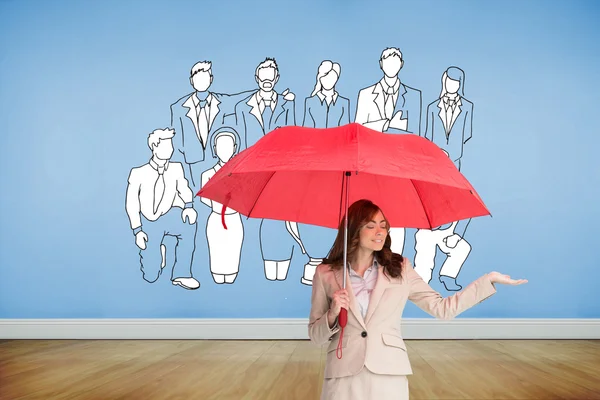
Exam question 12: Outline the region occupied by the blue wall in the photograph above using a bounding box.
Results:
[1,0,598,319]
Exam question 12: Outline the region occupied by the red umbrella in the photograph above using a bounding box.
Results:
[197,122,490,356]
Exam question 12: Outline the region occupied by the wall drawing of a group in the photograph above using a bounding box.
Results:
[125,47,475,292]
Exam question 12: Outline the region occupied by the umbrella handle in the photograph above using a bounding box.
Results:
[221,192,232,230]
[221,204,228,230]
[336,308,348,359]
[339,308,348,327]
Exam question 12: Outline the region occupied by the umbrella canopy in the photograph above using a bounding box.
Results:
[197,122,491,359]
[197,123,490,230]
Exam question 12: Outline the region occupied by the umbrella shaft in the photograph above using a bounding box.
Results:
[343,172,350,290]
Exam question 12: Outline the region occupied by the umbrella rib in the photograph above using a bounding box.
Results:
[246,170,277,219]
[410,179,433,228]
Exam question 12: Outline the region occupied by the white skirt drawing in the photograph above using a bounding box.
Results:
[206,207,244,276]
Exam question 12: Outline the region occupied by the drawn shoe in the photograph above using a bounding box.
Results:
[172,277,200,290]
[440,275,462,291]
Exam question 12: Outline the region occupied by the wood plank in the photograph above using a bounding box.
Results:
[0,339,598,400]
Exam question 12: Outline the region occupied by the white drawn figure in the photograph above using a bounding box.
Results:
[199,127,245,284]
[169,60,252,289]
[229,57,300,281]
[297,60,349,286]
[232,57,296,150]
[413,220,471,291]
[355,47,423,257]
[415,67,474,291]
[125,128,200,290]
[355,47,422,135]
[297,222,337,286]
[302,60,351,128]
[424,66,473,171]
[170,60,252,191]
[262,220,306,281]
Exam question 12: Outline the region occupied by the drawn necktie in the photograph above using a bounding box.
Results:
[197,99,209,147]
[262,100,273,131]
[385,88,394,120]
[153,166,165,214]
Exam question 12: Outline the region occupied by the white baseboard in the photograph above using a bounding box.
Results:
[1,318,599,340]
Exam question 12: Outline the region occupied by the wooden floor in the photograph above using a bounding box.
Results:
[1,339,599,399]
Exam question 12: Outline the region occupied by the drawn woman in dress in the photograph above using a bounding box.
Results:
[199,127,244,284]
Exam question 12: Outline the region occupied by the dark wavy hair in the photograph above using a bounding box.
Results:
[322,199,404,279]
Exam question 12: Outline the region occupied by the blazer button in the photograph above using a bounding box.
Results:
[361,331,367,338]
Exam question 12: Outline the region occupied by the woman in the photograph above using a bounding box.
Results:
[301,60,351,129]
[308,199,527,399]
[199,127,244,284]
[423,66,473,172]
[298,59,351,285]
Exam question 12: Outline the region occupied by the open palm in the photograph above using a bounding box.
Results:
[489,271,528,286]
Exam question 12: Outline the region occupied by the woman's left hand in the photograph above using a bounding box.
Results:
[488,271,528,285]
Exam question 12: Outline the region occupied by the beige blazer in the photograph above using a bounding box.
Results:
[308,260,497,379]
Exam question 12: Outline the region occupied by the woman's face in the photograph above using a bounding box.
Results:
[214,135,236,163]
[320,70,338,91]
[445,77,460,94]
[358,210,388,253]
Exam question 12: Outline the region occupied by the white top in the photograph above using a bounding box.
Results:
[348,259,380,319]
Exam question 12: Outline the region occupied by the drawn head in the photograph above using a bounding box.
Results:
[190,61,213,92]
[311,60,341,96]
[210,126,239,162]
[255,58,279,91]
[147,128,175,160]
[440,66,465,97]
[379,48,403,78]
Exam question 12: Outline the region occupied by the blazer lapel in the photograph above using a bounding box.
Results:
[372,83,386,121]
[183,95,201,144]
[437,98,449,135]
[273,94,286,127]
[246,92,263,129]
[208,93,220,131]
[333,267,367,330]
[364,265,391,325]
[397,83,408,109]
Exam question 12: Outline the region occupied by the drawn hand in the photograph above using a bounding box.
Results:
[443,234,461,249]
[488,272,528,286]
[389,110,407,130]
[182,208,197,225]
[282,88,295,101]
[135,231,148,250]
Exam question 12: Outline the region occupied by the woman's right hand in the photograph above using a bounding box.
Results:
[330,289,349,318]
[328,289,349,328]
